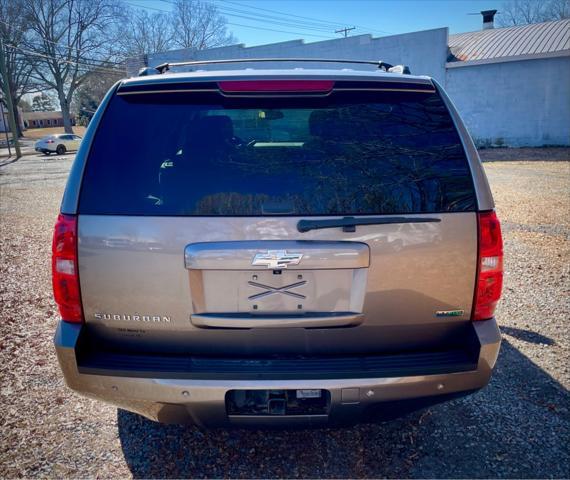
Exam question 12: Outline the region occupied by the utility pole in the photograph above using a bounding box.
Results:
[0,101,11,157]
[0,38,21,158]
[335,26,356,38]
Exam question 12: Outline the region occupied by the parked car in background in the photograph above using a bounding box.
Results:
[53,59,503,427]
[35,134,82,155]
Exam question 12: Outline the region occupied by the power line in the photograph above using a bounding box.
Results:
[123,1,171,12]
[7,0,389,63]
[0,19,126,64]
[4,44,124,75]
[3,0,392,71]
[217,0,359,28]
[159,0,371,38]
[23,42,123,67]
[214,7,338,33]
[157,0,392,38]
[215,0,393,35]
[125,0,335,39]
[31,43,124,66]
[6,45,123,74]
[159,0,340,32]
[225,22,333,39]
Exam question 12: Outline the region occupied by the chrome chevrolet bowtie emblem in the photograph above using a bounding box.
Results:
[251,250,303,269]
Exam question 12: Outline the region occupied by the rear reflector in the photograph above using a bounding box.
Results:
[473,211,503,321]
[52,214,83,323]
[218,80,334,93]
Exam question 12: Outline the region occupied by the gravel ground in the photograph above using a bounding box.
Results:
[0,152,569,478]
[479,147,570,162]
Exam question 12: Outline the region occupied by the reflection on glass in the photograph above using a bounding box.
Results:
[80,91,475,216]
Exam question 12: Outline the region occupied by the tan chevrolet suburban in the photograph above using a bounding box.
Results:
[53,59,503,427]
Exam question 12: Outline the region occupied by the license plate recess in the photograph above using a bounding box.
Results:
[226,389,330,416]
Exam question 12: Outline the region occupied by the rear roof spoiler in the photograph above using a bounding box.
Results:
[138,58,411,76]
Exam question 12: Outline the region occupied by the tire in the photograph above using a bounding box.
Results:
[56,144,66,155]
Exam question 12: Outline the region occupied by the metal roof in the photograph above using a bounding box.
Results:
[448,19,570,64]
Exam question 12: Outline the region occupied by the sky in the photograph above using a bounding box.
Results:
[126,0,506,47]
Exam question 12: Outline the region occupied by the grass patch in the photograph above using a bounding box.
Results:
[22,126,87,140]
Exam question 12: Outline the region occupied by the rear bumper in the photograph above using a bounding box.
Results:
[36,147,52,153]
[54,319,501,427]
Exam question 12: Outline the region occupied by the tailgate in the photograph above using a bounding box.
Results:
[78,212,476,355]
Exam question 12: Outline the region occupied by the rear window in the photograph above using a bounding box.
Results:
[79,87,475,216]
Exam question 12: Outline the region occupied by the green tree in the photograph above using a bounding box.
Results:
[73,66,122,124]
[31,92,53,111]
[19,98,32,112]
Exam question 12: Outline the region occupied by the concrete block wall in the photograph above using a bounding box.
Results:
[446,56,570,147]
[141,28,449,83]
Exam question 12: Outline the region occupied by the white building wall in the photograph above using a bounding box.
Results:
[446,56,570,147]
[145,28,449,83]
[0,107,25,133]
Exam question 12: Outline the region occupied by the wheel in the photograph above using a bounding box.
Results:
[56,144,66,155]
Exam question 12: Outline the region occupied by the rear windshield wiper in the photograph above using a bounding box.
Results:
[297,216,441,233]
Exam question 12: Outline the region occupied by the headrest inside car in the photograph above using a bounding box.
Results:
[186,116,234,146]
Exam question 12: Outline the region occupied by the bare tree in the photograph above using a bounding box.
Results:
[115,7,174,57]
[23,0,122,133]
[498,0,569,26]
[545,0,570,19]
[0,0,43,136]
[170,0,236,50]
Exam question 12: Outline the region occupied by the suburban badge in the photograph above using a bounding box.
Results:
[435,310,465,317]
[94,313,171,323]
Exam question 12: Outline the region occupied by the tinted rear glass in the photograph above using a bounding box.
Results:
[79,88,475,216]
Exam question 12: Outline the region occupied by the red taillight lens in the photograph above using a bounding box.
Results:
[218,80,334,93]
[473,211,503,321]
[46,139,54,144]
[52,214,83,323]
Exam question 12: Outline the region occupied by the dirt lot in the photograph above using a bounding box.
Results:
[0,151,569,478]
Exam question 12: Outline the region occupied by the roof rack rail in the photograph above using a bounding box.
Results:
[149,58,411,76]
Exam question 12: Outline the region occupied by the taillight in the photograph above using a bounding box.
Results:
[473,211,503,321]
[52,214,83,323]
[46,139,54,144]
